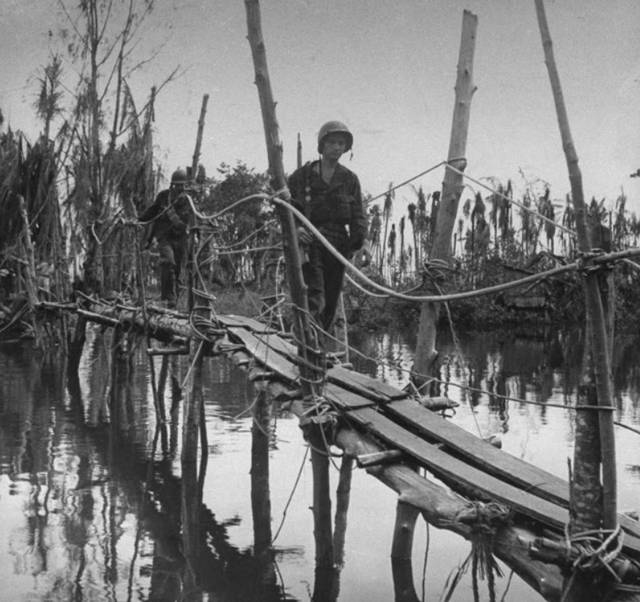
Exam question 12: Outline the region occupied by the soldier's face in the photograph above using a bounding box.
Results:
[322,133,349,158]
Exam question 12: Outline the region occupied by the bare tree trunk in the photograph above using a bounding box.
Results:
[412,10,477,386]
[191,94,209,179]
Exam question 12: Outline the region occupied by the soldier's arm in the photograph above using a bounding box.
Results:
[348,175,367,252]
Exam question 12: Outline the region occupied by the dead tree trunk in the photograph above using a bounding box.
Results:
[412,10,477,387]
[191,94,209,180]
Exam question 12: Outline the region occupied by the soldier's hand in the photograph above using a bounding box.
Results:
[355,246,372,268]
[297,227,313,245]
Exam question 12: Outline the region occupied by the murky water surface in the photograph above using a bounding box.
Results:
[1,326,640,601]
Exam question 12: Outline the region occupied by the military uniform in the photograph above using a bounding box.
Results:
[139,188,192,306]
[288,160,367,330]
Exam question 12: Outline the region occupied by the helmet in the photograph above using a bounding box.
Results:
[317,120,353,154]
[170,168,188,187]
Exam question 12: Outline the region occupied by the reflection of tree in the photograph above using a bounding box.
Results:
[0,349,66,583]
[0,335,296,601]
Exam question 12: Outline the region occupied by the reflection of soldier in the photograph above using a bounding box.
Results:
[139,168,193,307]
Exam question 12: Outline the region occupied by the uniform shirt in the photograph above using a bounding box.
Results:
[139,189,192,240]
[288,160,367,256]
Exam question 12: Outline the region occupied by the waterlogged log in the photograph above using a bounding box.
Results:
[80,300,192,343]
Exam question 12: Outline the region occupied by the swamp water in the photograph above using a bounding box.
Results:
[1,326,640,601]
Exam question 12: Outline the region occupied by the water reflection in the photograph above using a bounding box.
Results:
[0,330,294,601]
[1,326,640,601]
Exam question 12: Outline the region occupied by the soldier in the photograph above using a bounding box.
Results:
[288,120,371,331]
[139,168,193,307]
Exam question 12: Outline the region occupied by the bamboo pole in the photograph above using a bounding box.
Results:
[534,0,617,531]
[181,341,204,588]
[244,0,318,383]
[412,10,477,386]
[244,0,333,582]
[191,93,209,180]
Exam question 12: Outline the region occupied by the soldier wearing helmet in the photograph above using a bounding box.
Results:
[138,167,193,307]
[288,120,371,332]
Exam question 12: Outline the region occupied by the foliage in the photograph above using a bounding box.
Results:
[200,162,277,287]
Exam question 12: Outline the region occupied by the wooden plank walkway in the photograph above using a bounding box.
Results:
[218,312,640,557]
[96,304,640,559]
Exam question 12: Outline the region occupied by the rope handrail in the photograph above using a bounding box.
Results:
[271,195,580,303]
[168,186,640,304]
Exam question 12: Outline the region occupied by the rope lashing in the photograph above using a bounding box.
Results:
[151,179,640,306]
[422,257,454,284]
[458,500,511,531]
[563,524,626,579]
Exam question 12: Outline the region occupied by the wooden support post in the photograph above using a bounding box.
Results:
[251,389,274,554]
[391,501,421,602]
[333,455,354,568]
[534,0,617,529]
[244,1,333,590]
[535,1,621,599]
[180,341,205,585]
[413,11,477,387]
[244,0,320,391]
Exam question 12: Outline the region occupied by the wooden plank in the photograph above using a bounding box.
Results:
[227,328,298,383]
[252,331,298,357]
[215,313,276,333]
[618,514,640,554]
[225,324,408,406]
[226,329,407,406]
[323,382,377,410]
[327,365,409,403]
[382,399,640,554]
[385,399,568,505]
[346,405,569,529]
